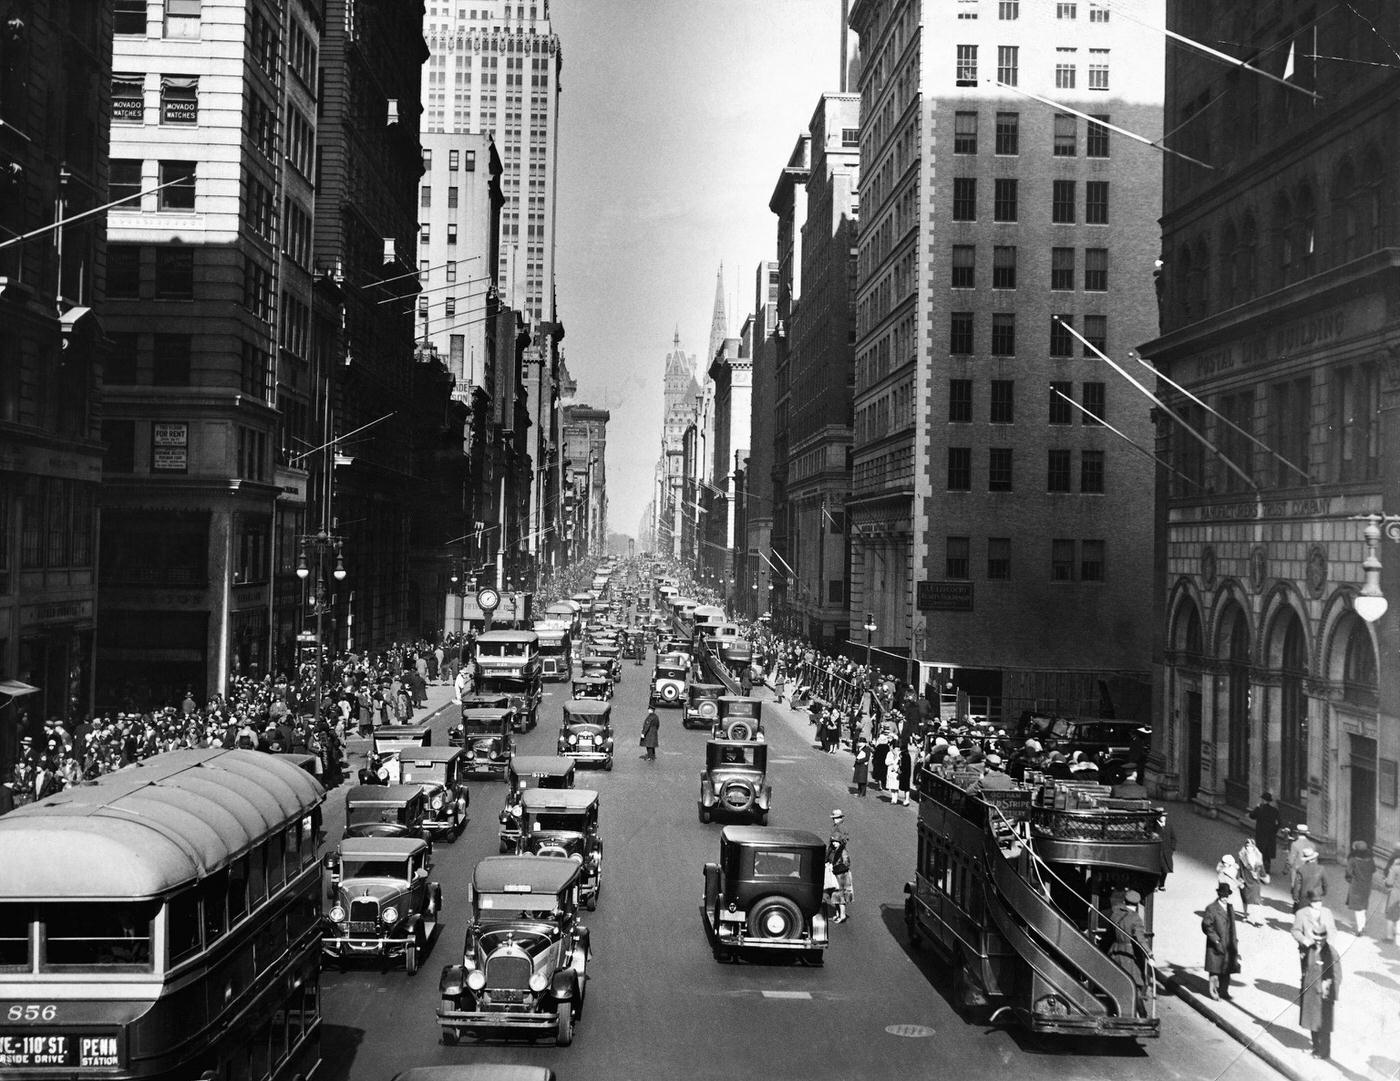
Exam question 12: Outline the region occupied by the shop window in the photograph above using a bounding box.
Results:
[160,75,198,125]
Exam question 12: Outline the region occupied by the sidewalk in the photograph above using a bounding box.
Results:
[1150,801,1400,1081]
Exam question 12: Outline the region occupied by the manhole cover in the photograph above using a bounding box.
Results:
[885,1024,935,1038]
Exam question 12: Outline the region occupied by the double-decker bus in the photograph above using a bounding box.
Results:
[531,620,573,682]
[0,749,326,1081]
[473,629,543,729]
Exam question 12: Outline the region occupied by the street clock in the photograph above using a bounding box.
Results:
[477,587,500,611]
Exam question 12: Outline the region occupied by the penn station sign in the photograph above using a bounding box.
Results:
[1193,305,1360,381]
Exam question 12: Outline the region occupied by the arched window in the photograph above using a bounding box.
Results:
[1239,214,1258,295]
[1222,604,1252,806]
[1184,604,1203,658]
[1220,222,1239,305]
[1342,614,1378,708]
[1361,150,1385,247]
[1272,192,1293,286]
[1295,184,1316,276]
[1332,160,1357,263]
[1277,613,1308,811]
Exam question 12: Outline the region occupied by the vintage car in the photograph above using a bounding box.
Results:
[1017,713,1148,784]
[578,654,613,680]
[437,856,591,1046]
[457,707,515,778]
[683,682,725,730]
[451,694,515,745]
[621,630,645,661]
[499,755,576,853]
[394,746,470,841]
[589,642,623,682]
[343,784,433,842]
[649,657,690,708]
[713,696,765,741]
[516,788,602,910]
[698,740,771,825]
[701,826,829,964]
[571,675,612,702]
[557,699,614,770]
[715,636,755,673]
[323,835,441,973]
[374,723,434,756]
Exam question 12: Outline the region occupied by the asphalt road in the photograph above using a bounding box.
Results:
[318,643,1280,1081]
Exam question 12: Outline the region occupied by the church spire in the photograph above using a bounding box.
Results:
[673,325,680,348]
[707,264,726,367]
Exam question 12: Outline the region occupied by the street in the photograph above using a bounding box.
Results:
[317,655,1280,1081]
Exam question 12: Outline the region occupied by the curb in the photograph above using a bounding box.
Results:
[1154,965,1316,1081]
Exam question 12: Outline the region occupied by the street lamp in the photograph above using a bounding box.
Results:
[297,529,347,719]
[1355,514,1394,624]
[863,613,877,673]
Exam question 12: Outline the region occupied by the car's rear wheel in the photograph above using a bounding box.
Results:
[555,1002,574,1046]
[749,896,804,940]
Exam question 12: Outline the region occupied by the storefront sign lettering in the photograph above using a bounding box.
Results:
[1194,310,1347,381]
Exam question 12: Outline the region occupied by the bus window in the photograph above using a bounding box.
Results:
[265,833,286,893]
[201,868,229,944]
[42,902,157,969]
[0,903,31,970]
[251,1017,272,1081]
[167,888,201,964]
[285,823,301,880]
[248,844,268,907]
[228,854,250,924]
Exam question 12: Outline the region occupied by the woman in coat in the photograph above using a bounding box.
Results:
[1237,838,1265,925]
[895,741,915,806]
[851,738,871,797]
[1299,929,1341,1060]
[872,734,891,792]
[1201,882,1240,1000]
[1344,840,1376,934]
[1383,853,1400,945]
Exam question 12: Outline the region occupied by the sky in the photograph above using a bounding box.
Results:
[549,0,844,541]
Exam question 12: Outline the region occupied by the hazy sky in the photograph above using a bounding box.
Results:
[549,0,843,540]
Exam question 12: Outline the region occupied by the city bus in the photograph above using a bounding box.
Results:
[0,748,326,1081]
[532,620,573,682]
[473,629,543,730]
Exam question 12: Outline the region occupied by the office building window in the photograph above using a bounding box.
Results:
[1082,381,1106,424]
[1047,449,1072,492]
[418,297,429,315]
[158,161,195,210]
[419,224,430,245]
[448,186,459,208]
[164,0,201,38]
[990,379,1015,423]
[988,447,1013,491]
[447,223,458,244]
[954,111,978,153]
[997,45,1019,86]
[152,333,191,385]
[449,149,460,169]
[947,447,972,490]
[1082,314,1106,356]
[160,75,198,124]
[1055,48,1076,89]
[446,260,458,282]
[952,177,976,220]
[956,44,978,85]
[1053,113,1076,156]
[110,159,143,206]
[422,149,432,170]
[445,296,456,317]
[107,333,139,384]
[987,537,1011,579]
[154,246,193,298]
[1050,315,1074,358]
[950,312,975,354]
[992,245,1017,288]
[113,74,145,122]
[957,0,979,18]
[115,0,147,35]
[1084,248,1108,290]
[108,245,141,298]
[1052,179,1076,223]
[949,379,973,422]
[1081,450,1105,493]
[465,150,476,171]
[1088,49,1110,90]
[946,536,971,579]
[990,313,1015,356]
[1086,181,1109,223]
[1090,1,1109,21]
[1051,247,1075,290]
[842,127,860,147]
[993,178,1017,221]
[420,185,431,208]
[419,259,430,283]
[1087,115,1110,157]
[1049,381,1073,424]
[998,1,1019,18]
[994,111,1019,155]
[1051,538,1076,580]
[951,245,975,288]
[1081,539,1105,580]
[1057,3,1076,17]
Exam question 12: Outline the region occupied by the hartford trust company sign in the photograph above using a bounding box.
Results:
[1193,308,1350,381]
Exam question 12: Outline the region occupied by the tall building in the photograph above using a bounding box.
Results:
[421,1,562,324]
[656,332,698,560]
[98,0,325,703]
[1143,1,1396,854]
[562,405,608,558]
[706,334,751,597]
[848,0,1162,709]
[0,0,110,746]
[786,92,860,653]
[740,261,780,617]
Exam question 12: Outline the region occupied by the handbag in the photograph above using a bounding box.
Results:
[823,864,839,892]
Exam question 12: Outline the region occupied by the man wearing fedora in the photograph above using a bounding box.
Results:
[1108,888,1150,1013]
[1202,881,1240,1000]
[1292,847,1327,913]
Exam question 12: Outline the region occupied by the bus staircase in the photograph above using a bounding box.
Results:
[977,812,1147,1028]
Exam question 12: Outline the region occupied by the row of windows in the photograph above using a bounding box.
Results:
[948,379,1105,425]
[953,111,1109,158]
[955,44,1110,91]
[112,73,197,124]
[951,245,1108,291]
[948,312,1107,357]
[945,447,1106,494]
[114,0,200,38]
[957,0,1109,20]
[943,536,1106,582]
[422,148,478,172]
[951,178,1110,224]
[110,159,194,210]
[16,478,96,573]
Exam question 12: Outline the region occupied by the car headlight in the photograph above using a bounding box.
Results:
[466,969,487,991]
[511,805,522,817]
[329,905,346,923]
[529,972,549,992]
[432,794,445,809]
[381,906,399,925]
[568,733,578,745]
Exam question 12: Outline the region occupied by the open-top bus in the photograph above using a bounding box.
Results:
[0,748,326,1081]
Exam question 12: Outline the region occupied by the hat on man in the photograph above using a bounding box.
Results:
[1124,889,1142,905]
[831,809,844,820]
[985,754,1003,767]
[1352,840,1369,853]
[1216,882,1233,897]
[1296,823,1310,834]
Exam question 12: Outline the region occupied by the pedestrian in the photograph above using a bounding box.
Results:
[827,838,852,923]
[1292,848,1326,913]
[639,707,659,761]
[1107,888,1150,1014]
[1237,837,1265,925]
[1299,926,1341,1060]
[1111,768,1149,799]
[872,733,890,792]
[1292,888,1339,976]
[895,741,915,806]
[1202,881,1240,1000]
[1344,840,1376,935]
[739,667,753,697]
[1287,823,1313,890]
[852,738,870,797]
[1382,852,1400,945]
[1216,852,1243,914]
[1248,791,1281,875]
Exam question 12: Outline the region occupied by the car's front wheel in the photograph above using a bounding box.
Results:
[555,1001,574,1046]
[404,937,418,976]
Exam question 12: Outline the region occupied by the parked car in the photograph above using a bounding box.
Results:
[437,856,591,1046]
[649,657,690,708]
[343,784,433,842]
[394,746,470,841]
[700,826,829,965]
[714,696,765,741]
[698,740,771,825]
[499,755,576,853]
[515,787,602,910]
[323,835,441,973]
[558,699,614,770]
[457,707,515,778]
[683,683,725,730]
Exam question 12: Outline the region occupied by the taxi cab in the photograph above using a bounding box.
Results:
[558,699,614,770]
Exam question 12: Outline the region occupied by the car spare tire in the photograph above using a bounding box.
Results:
[721,781,754,813]
[748,896,804,940]
[660,683,680,703]
[724,719,754,741]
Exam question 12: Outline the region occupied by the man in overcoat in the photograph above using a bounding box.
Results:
[1300,926,1340,1059]
[1202,881,1239,1000]
[640,708,659,761]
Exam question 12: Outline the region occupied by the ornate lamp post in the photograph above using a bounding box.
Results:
[863,612,877,674]
[296,530,347,720]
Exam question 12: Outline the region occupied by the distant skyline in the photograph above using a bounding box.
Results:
[549,0,844,541]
